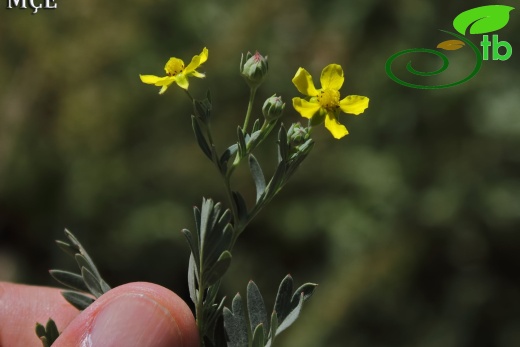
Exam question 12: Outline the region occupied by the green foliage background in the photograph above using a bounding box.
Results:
[1,1,519,346]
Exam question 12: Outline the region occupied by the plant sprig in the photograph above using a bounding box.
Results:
[184,51,316,346]
[50,228,111,310]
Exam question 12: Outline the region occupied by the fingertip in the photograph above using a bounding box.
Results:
[55,282,199,347]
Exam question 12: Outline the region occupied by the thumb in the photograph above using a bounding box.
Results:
[54,282,199,347]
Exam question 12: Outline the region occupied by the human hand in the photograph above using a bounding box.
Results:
[0,281,199,347]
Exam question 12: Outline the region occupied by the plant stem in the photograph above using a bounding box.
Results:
[242,86,257,132]
[184,89,194,102]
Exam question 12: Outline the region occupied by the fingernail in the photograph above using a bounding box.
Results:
[85,293,182,347]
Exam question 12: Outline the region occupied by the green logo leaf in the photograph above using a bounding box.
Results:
[453,5,514,35]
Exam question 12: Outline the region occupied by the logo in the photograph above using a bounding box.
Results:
[386,5,515,89]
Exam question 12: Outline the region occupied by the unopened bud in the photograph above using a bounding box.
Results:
[287,122,310,146]
[240,51,268,88]
[262,94,285,121]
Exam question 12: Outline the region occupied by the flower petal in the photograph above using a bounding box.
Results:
[185,47,209,74]
[339,95,369,115]
[140,74,162,85]
[292,68,318,96]
[320,64,344,90]
[324,112,349,139]
[175,74,189,90]
[292,97,321,119]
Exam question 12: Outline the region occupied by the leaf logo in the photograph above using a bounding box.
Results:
[453,5,515,35]
[437,40,465,51]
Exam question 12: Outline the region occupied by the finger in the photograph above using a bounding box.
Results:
[54,282,199,347]
[0,282,80,347]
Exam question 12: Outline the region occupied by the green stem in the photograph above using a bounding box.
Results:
[242,86,257,132]
[184,89,194,102]
[195,284,205,345]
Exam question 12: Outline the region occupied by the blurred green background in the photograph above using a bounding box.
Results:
[1,0,519,346]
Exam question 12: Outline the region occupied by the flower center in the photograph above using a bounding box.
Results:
[318,89,340,110]
[165,58,185,76]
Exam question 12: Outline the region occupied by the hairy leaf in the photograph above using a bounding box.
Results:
[61,291,95,310]
[248,154,266,202]
[223,294,248,347]
[192,115,212,160]
[49,270,89,293]
[247,281,269,338]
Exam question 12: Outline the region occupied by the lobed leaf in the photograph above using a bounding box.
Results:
[275,293,304,335]
[223,294,248,347]
[35,319,60,347]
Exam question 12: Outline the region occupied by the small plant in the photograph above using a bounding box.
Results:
[36,47,369,346]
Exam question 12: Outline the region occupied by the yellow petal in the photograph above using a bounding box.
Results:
[320,64,344,91]
[339,95,369,115]
[175,74,189,90]
[324,112,349,139]
[292,68,318,96]
[292,97,321,119]
[153,76,176,86]
[140,74,162,85]
[185,47,209,74]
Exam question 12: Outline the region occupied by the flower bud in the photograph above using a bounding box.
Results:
[240,51,268,88]
[262,94,285,121]
[287,122,310,146]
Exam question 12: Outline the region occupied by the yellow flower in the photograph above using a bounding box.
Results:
[292,64,369,139]
[140,47,208,94]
